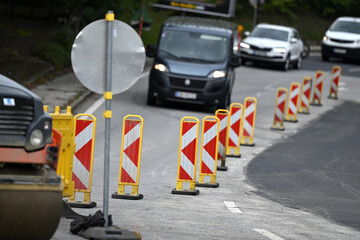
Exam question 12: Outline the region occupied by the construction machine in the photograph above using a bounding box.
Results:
[0,74,63,240]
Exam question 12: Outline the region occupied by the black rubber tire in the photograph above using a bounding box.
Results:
[294,54,302,69]
[282,55,290,71]
[147,91,156,106]
[302,39,310,59]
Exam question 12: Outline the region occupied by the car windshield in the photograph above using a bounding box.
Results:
[330,20,360,34]
[251,27,289,42]
[158,30,228,63]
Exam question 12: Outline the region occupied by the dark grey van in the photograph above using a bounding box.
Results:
[146,16,241,109]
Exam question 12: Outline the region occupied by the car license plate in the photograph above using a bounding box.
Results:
[252,50,267,56]
[175,91,197,99]
[333,48,346,54]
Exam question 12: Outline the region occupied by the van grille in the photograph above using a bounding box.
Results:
[0,103,34,136]
[170,77,207,89]
[249,45,272,51]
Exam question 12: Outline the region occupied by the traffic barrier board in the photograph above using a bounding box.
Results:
[311,70,325,106]
[328,65,341,99]
[216,109,230,171]
[226,103,243,158]
[285,82,301,122]
[241,97,257,146]
[298,77,312,114]
[271,87,288,130]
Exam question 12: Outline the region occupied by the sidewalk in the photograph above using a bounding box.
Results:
[31,57,153,114]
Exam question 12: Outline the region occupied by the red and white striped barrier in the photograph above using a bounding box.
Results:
[67,114,96,208]
[196,116,220,188]
[172,117,200,195]
[112,115,144,200]
[271,87,288,130]
[241,97,257,146]
[285,82,301,122]
[328,65,341,99]
[298,77,312,114]
[215,109,230,171]
[226,103,243,158]
[311,70,325,106]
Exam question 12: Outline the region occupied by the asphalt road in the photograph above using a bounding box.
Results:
[52,55,360,239]
[247,101,360,230]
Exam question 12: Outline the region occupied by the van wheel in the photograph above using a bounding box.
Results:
[147,91,156,106]
[219,90,230,109]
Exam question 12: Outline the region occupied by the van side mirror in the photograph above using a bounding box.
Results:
[244,31,250,37]
[146,44,156,58]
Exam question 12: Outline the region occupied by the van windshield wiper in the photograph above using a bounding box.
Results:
[178,56,219,64]
[158,49,179,59]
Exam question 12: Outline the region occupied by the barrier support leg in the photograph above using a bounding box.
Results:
[66,192,97,209]
[171,181,199,195]
[226,148,241,158]
[271,122,285,131]
[112,184,143,200]
[196,174,219,188]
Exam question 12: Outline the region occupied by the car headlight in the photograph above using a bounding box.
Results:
[154,63,169,72]
[273,47,286,53]
[208,70,226,78]
[323,35,328,41]
[240,42,250,49]
[30,129,44,147]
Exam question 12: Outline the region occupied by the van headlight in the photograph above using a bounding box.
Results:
[273,47,286,53]
[323,35,328,41]
[154,63,169,72]
[208,70,226,78]
[30,129,44,147]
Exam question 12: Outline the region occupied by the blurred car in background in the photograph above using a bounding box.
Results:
[240,23,303,71]
[321,17,360,61]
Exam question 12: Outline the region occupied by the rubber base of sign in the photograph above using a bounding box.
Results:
[298,111,310,115]
[66,200,97,209]
[240,143,255,147]
[195,182,219,188]
[112,192,144,200]
[217,165,228,171]
[310,103,323,107]
[328,96,338,100]
[79,226,141,240]
[271,127,285,131]
[226,154,241,158]
[284,119,298,123]
[171,188,200,195]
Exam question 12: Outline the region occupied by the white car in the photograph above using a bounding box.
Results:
[321,17,360,61]
[240,23,303,71]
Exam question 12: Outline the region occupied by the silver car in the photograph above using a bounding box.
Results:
[240,23,303,71]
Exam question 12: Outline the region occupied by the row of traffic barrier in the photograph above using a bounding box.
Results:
[271,65,341,130]
[45,106,146,206]
[46,96,259,201]
[172,97,258,195]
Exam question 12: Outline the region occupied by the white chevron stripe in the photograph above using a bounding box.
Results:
[302,95,309,106]
[202,148,215,174]
[73,155,90,189]
[243,120,252,136]
[219,116,228,132]
[123,123,141,150]
[245,103,255,117]
[181,124,197,150]
[180,151,195,179]
[218,141,225,158]
[290,86,299,99]
[333,70,340,79]
[230,109,241,126]
[289,100,296,113]
[331,81,338,91]
[122,152,138,182]
[277,93,286,104]
[315,87,321,98]
[203,123,218,146]
[303,82,311,91]
[229,127,239,146]
[75,122,94,151]
[276,107,283,120]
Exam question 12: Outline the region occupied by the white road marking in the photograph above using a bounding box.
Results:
[224,201,243,213]
[86,97,104,115]
[85,70,150,115]
[254,229,285,240]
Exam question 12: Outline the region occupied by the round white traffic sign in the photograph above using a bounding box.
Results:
[71,19,145,95]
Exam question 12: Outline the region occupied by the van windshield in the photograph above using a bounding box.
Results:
[158,30,228,63]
